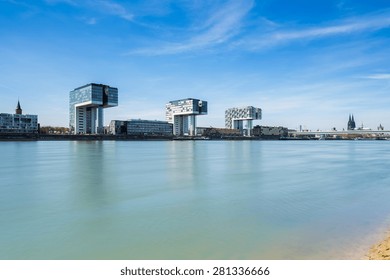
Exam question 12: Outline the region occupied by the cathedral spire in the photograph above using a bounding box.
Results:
[347,114,356,130]
[350,114,356,130]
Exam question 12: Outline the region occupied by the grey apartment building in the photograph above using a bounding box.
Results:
[0,101,38,133]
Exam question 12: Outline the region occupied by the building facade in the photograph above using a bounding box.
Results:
[166,98,208,136]
[109,120,128,135]
[109,119,173,136]
[197,127,241,138]
[69,83,118,134]
[0,101,38,133]
[127,119,173,136]
[225,106,262,136]
[252,125,288,139]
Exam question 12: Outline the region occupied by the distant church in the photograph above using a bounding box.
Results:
[16,100,22,114]
[347,114,356,130]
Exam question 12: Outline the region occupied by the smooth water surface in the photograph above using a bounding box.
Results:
[1,140,390,259]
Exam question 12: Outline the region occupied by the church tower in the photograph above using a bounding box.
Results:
[351,114,356,130]
[347,114,356,130]
[16,100,22,115]
[347,115,352,130]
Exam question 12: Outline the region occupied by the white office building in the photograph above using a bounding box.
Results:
[166,98,208,136]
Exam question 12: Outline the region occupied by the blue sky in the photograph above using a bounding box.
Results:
[1,0,390,130]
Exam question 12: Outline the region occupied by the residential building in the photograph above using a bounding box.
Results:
[0,101,38,133]
[166,98,208,136]
[225,106,262,136]
[69,83,118,134]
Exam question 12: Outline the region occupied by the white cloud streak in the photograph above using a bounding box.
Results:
[90,0,133,21]
[129,8,390,55]
[364,74,390,80]
[85,17,97,25]
[128,0,254,55]
[237,11,390,51]
[44,0,78,6]
[45,0,133,21]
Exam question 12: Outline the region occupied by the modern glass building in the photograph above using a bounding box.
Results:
[225,106,262,136]
[69,83,118,134]
[166,98,208,136]
[0,101,38,133]
[109,120,128,135]
[127,119,173,136]
[109,119,173,136]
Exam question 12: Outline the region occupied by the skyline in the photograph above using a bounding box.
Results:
[1,0,390,130]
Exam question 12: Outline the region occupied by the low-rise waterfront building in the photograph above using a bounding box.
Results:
[109,120,128,135]
[0,101,38,133]
[197,127,241,138]
[109,119,173,136]
[252,125,288,139]
[127,119,173,136]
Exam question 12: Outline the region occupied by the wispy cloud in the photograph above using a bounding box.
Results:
[45,0,76,4]
[364,73,390,80]
[128,0,254,55]
[84,17,97,25]
[236,10,390,51]
[45,0,133,21]
[89,0,133,21]
[128,7,390,56]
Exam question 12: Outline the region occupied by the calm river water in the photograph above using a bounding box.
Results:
[1,140,390,259]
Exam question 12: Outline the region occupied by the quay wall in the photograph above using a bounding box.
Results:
[0,133,172,141]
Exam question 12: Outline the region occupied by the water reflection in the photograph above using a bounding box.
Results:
[70,141,109,207]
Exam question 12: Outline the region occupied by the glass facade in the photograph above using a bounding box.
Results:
[127,119,173,136]
[109,119,173,136]
[109,120,128,135]
[69,83,118,134]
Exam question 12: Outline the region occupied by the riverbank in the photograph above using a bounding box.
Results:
[367,231,390,260]
[0,133,173,141]
[0,133,281,141]
[1,133,390,141]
